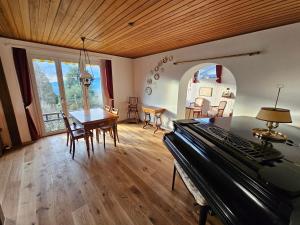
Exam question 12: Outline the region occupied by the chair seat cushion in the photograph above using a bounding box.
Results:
[72,129,92,138]
[193,108,202,112]
[100,126,112,131]
[70,123,83,131]
[207,110,218,116]
[174,160,207,206]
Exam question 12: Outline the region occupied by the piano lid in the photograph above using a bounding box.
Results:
[177,116,300,198]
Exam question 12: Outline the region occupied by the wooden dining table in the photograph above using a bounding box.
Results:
[69,108,118,156]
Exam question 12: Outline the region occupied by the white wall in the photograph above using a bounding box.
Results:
[0,37,133,144]
[133,22,300,129]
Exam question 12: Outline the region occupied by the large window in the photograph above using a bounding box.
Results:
[32,59,64,133]
[61,61,83,111]
[87,64,102,109]
[31,57,103,135]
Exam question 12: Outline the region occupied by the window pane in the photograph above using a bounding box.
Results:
[61,62,83,111]
[32,59,64,133]
[86,64,103,109]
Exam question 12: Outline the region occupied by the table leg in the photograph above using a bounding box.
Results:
[113,124,117,147]
[154,113,162,134]
[143,112,151,129]
[84,129,90,158]
[95,129,100,143]
[188,108,192,119]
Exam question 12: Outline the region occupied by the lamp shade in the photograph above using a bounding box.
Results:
[256,107,292,123]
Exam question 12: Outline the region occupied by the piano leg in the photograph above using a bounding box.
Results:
[172,164,176,190]
[199,205,209,225]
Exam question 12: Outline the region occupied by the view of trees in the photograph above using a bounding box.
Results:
[63,65,83,111]
[33,59,102,133]
[34,61,63,132]
[34,63,59,112]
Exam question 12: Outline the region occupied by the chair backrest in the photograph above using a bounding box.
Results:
[129,97,138,106]
[62,114,74,138]
[111,108,119,115]
[109,98,114,107]
[218,101,227,110]
[104,105,111,112]
[60,110,65,117]
[217,101,227,117]
[195,97,204,107]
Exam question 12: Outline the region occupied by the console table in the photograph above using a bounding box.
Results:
[142,106,165,133]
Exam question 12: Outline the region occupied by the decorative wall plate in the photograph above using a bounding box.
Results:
[155,66,159,71]
[154,73,160,80]
[168,56,173,61]
[163,57,168,63]
[145,87,152,95]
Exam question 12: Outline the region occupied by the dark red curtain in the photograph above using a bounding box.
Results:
[12,47,39,141]
[216,64,222,83]
[104,60,114,107]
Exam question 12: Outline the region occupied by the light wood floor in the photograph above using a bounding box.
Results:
[0,123,222,225]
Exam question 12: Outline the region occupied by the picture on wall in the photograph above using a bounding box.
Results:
[199,87,213,97]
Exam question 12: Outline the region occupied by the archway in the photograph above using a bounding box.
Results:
[177,63,237,119]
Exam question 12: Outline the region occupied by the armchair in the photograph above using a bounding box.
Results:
[207,101,227,117]
[187,97,204,118]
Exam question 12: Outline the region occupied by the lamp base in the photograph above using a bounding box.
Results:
[252,128,287,142]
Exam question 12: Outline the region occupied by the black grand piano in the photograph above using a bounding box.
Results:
[163,116,300,225]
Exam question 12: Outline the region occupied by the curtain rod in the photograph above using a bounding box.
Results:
[173,51,261,65]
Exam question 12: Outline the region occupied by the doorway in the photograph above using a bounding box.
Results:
[177,63,236,119]
[31,57,102,136]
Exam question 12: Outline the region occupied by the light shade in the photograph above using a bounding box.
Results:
[256,107,292,123]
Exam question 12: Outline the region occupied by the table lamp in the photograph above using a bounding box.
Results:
[252,86,292,141]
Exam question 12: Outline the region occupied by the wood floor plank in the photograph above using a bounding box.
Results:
[72,204,97,225]
[0,123,222,225]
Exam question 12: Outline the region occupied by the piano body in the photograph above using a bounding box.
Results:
[163,116,300,225]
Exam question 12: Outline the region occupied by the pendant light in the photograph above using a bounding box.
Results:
[78,37,94,87]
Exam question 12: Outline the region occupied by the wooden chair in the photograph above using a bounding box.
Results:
[127,97,139,123]
[62,115,94,159]
[100,108,120,148]
[104,105,111,112]
[99,117,117,149]
[110,108,120,142]
[189,97,204,118]
[172,160,209,225]
[208,101,227,117]
[108,98,114,108]
[60,111,82,146]
[95,105,112,142]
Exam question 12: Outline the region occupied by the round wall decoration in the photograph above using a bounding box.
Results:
[145,87,152,95]
[168,56,173,61]
[154,73,160,80]
[163,57,168,63]
[154,66,159,71]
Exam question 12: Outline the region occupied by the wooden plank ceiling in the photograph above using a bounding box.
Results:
[1,0,300,58]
